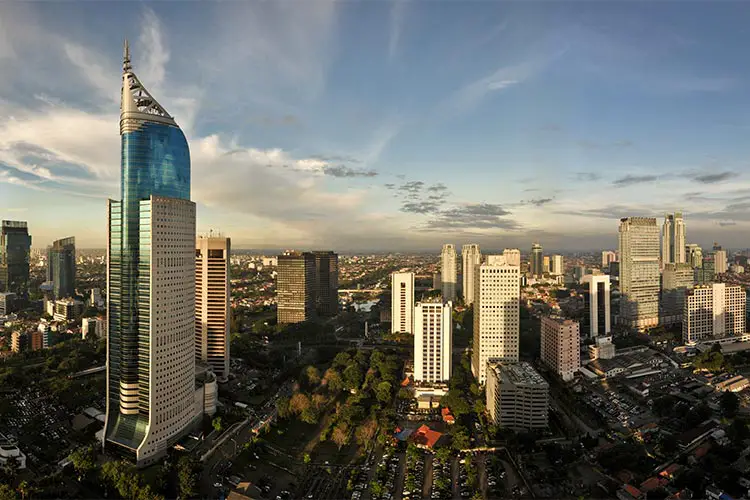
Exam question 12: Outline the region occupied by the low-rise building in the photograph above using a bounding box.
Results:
[683,283,745,344]
[53,298,84,322]
[0,433,26,470]
[486,361,548,430]
[81,317,105,340]
[589,336,616,360]
[0,293,16,316]
[540,316,580,381]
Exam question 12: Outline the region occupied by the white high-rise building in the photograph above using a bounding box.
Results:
[414,300,452,383]
[683,283,745,344]
[441,244,458,302]
[472,255,520,384]
[391,272,414,334]
[462,244,482,306]
[550,255,564,276]
[662,213,686,265]
[502,248,521,267]
[714,246,728,275]
[540,317,580,382]
[619,217,660,330]
[195,236,231,381]
[601,250,617,269]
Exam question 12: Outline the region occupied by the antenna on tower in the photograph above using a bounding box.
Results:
[123,38,132,73]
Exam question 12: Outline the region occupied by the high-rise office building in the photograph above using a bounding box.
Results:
[391,272,414,334]
[582,274,611,338]
[686,244,703,268]
[696,252,716,285]
[277,252,316,324]
[601,250,617,269]
[48,236,76,299]
[661,263,694,325]
[486,361,548,430]
[414,300,452,384]
[550,255,564,276]
[683,283,745,344]
[530,243,543,277]
[713,244,728,275]
[195,236,231,381]
[461,244,481,306]
[503,248,521,267]
[0,221,31,298]
[542,256,550,274]
[104,42,197,466]
[662,213,686,265]
[313,251,338,316]
[540,317,580,382]
[618,217,660,330]
[441,244,457,302]
[472,256,520,384]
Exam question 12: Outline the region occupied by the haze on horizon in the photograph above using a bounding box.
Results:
[1,2,749,252]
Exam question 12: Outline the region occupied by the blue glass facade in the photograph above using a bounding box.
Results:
[106,120,191,456]
[0,221,32,297]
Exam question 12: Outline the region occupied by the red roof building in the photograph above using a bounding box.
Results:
[412,424,442,449]
[441,407,455,424]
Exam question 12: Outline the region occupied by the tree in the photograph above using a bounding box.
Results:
[312,393,328,410]
[721,391,740,418]
[289,393,312,415]
[300,407,319,425]
[685,403,712,428]
[728,419,750,442]
[303,453,311,464]
[436,447,451,463]
[332,424,350,450]
[0,484,15,500]
[304,365,321,386]
[451,427,470,451]
[343,364,364,391]
[356,418,378,447]
[177,456,199,499]
[212,416,223,433]
[333,352,352,369]
[70,445,97,480]
[323,368,343,393]
[440,389,470,418]
[277,397,291,419]
[375,381,392,404]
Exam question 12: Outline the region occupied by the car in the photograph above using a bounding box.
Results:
[213,482,223,488]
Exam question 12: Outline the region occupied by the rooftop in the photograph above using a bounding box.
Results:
[489,361,547,387]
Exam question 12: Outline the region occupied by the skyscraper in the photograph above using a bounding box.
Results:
[540,317,580,382]
[713,243,728,275]
[48,236,76,299]
[0,221,31,298]
[414,299,452,383]
[686,244,703,268]
[601,250,617,269]
[661,213,686,265]
[472,255,520,384]
[441,244,457,302]
[461,244,481,306]
[391,272,414,334]
[550,255,564,276]
[582,274,611,338]
[195,236,231,381]
[619,217,660,330]
[530,243,543,277]
[277,252,316,324]
[105,42,197,466]
[661,263,694,325]
[313,251,339,316]
[503,248,521,267]
[683,283,745,344]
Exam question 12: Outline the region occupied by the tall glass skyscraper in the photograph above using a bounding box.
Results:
[48,236,76,299]
[0,221,32,298]
[104,41,197,466]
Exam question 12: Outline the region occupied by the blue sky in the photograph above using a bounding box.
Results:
[1,1,750,251]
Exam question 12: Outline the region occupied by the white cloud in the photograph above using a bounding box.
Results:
[136,7,170,92]
[388,0,407,61]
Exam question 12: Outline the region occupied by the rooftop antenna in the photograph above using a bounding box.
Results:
[123,38,132,73]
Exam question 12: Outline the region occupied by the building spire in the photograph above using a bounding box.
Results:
[123,38,132,73]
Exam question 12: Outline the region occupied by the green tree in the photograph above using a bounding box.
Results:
[277,396,291,418]
[177,456,199,499]
[0,484,15,500]
[212,416,223,433]
[375,381,392,404]
[323,368,343,392]
[70,445,97,480]
[721,391,740,418]
[304,365,321,386]
[343,364,364,391]
[440,389,470,418]
[436,447,451,463]
[451,427,470,451]
[303,453,311,464]
[333,352,352,369]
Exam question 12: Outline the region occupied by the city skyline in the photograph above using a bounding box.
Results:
[2,3,750,250]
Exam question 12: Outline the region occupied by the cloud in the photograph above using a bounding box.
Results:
[692,171,737,184]
[322,165,378,178]
[612,174,658,187]
[401,201,441,214]
[383,183,396,190]
[574,172,602,182]
[399,181,424,193]
[388,0,407,61]
[427,183,448,193]
[718,220,737,227]
[136,8,169,91]
[528,198,553,206]
[423,203,519,232]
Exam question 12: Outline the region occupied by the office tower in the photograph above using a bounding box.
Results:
[618,217,660,330]
[550,255,564,276]
[461,244,481,306]
[661,263,694,325]
[582,274,611,338]
[540,317,580,382]
[601,250,617,269]
[696,253,716,285]
[0,293,15,316]
[661,213,686,265]
[683,283,745,344]
[277,251,316,324]
[82,317,105,340]
[53,298,84,321]
[0,221,31,297]
[414,300,452,383]
[542,256,550,274]
[713,244,728,275]
[686,244,703,268]
[503,249,521,267]
[105,42,197,466]
[472,256,520,384]
[391,272,414,334]
[432,272,441,290]
[486,361,548,430]
[440,244,457,302]
[11,331,27,354]
[313,251,338,316]
[530,243,543,277]
[195,236,231,381]
[48,237,76,299]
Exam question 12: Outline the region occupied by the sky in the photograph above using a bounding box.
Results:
[1,2,750,252]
